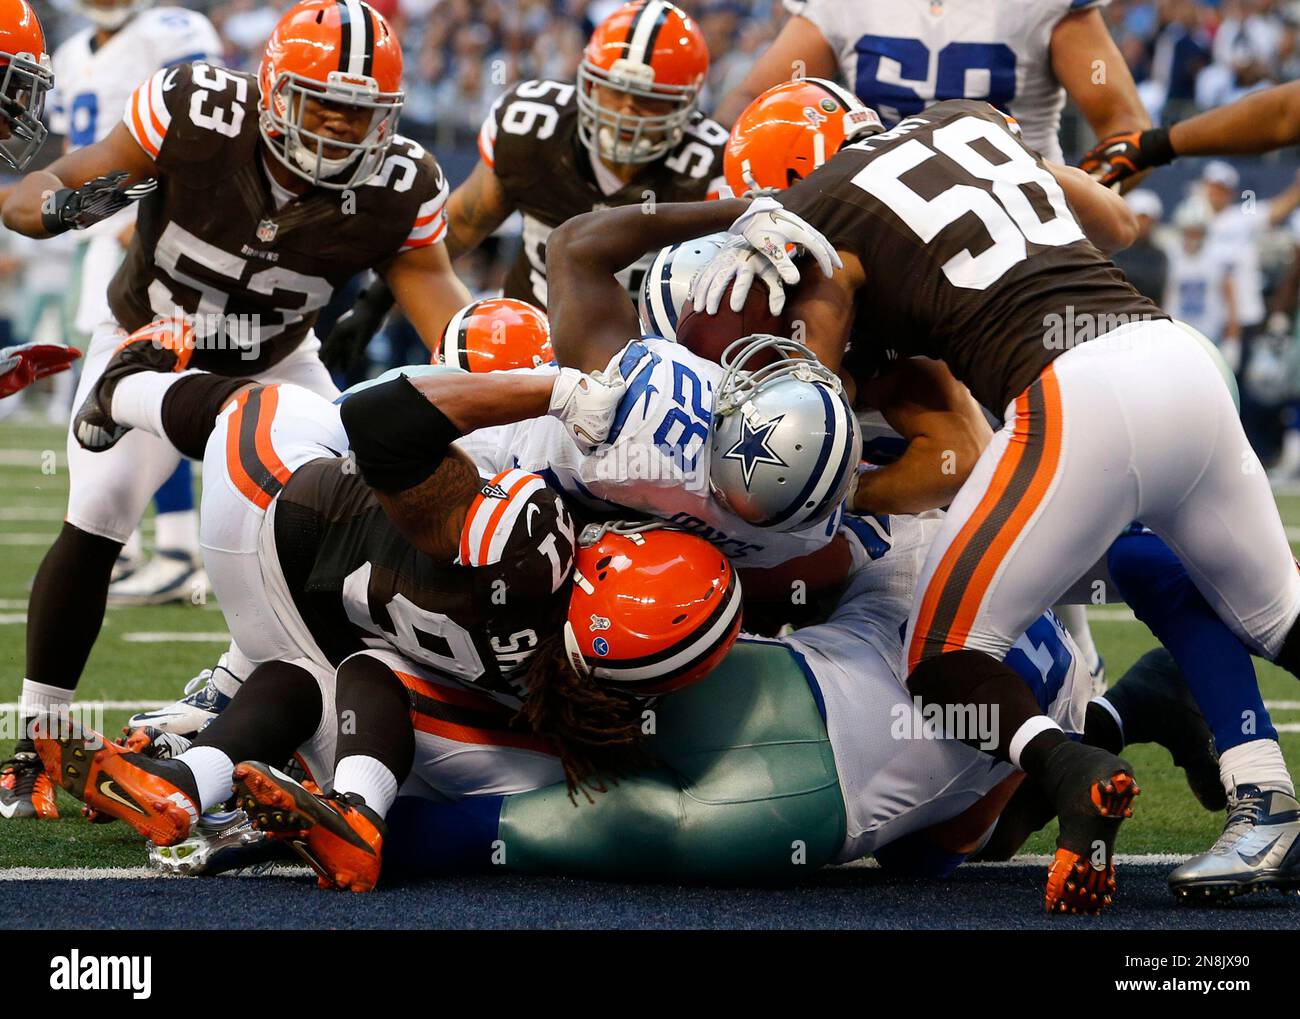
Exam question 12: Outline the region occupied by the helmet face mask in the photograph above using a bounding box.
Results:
[0,51,50,173]
[709,335,862,532]
[261,70,401,190]
[577,64,696,164]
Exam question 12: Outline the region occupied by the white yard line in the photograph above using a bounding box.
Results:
[121,632,229,643]
[0,700,170,711]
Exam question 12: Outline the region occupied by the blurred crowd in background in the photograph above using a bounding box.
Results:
[9,0,1300,472]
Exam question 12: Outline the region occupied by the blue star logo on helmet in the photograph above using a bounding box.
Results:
[723,413,787,489]
[592,637,610,656]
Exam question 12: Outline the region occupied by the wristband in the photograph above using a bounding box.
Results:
[340,375,462,493]
[1141,127,1176,167]
[40,189,73,236]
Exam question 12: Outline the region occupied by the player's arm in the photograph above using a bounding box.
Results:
[713,15,838,127]
[1080,81,1300,185]
[382,241,472,354]
[443,159,516,260]
[1047,162,1138,253]
[547,198,752,372]
[852,358,993,515]
[1,121,157,237]
[1050,9,1150,147]
[783,249,863,375]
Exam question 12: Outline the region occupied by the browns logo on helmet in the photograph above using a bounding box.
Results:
[724,78,882,195]
[436,298,554,372]
[0,0,51,172]
[563,525,742,696]
[258,0,404,189]
[577,0,709,165]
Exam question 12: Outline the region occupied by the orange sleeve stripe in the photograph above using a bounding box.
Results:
[473,471,536,566]
[128,92,159,158]
[477,132,495,169]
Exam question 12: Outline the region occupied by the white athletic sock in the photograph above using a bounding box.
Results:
[1007,716,1064,770]
[1219,739,1295,798]
[109,371,182,437]
[154,509,199,556]
[176,745,235,812]
[333,755,398,817]
[19,678,74,736]
[120,528,144,563]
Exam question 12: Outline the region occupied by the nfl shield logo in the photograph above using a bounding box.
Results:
[256,219,278,243]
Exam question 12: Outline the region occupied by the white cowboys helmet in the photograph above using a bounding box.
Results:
[709,335,861,532]
[638,231,727,341]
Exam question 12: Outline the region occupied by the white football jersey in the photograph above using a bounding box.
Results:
[1162,240,1231,342]
[454,339,844,568]
[782,0,1107,163]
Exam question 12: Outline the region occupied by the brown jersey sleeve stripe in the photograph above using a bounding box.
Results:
[907,366,1064,672]
[395,669,556,755]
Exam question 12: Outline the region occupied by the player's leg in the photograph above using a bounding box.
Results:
[107,461,205,607]
[1,323,187,821]
[903,362,1144,914]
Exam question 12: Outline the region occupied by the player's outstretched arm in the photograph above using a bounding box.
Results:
[713,15,838,127]
[853,357,993,515]
[384,241,472,353]
[1080,81,1300,186]
[1048,162,1138,253]
[1,122,156,238]
[547,198,750,372]
[1051,9,1151,145]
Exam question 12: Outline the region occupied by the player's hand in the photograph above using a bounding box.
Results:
[692,234,788,316]
[1078,128,1175,187]
[322,280,396,373]
[0,342,80,399]
[549,339,653,453]
[41,171,157,234]
[693,196,842,316]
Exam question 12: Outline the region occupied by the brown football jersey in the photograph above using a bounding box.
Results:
[272,458,576,709]
[113,61,449,373]
[777,99,1166,411]
[478,78,728,307]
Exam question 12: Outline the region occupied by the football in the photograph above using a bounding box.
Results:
[675,278,787,367]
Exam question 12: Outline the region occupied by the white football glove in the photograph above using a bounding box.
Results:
[548,340,655,453]
[693,195,842,316]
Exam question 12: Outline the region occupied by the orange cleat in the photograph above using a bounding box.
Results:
[1041,744,1139,916]
[0,752,59,819]
[233,761,385,893]
[34,728,198,845]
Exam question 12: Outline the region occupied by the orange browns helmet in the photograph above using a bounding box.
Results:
[564,524,742,696]
[436,298,554,372]
[258,0,403,190]
[577,0,708,165]
[0,0,51,172]
[724,78,882,195]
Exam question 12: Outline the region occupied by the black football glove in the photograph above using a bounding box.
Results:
[321,279,396,373]
[1078,128,1176,188]
[41,171,157,235]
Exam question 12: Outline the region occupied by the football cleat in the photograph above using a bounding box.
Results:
[34,727,199,845]
[72,316,194,451]
[233,761,386,893]
[147,808,294,877]
[0,751,58,819]
[106,548,207,606]
[1040,742,1139,916]
[1168,786,1300,903]
[127,654,239,736]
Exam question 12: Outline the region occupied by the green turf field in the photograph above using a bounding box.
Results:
[1,416,1299,870]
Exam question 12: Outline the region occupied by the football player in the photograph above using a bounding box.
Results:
[714,0,1149,168]
[698,97,1300,913]
[0,0,52,174]
[48,0,224,605]
[326,0,730,368]
[0,0,472,822]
